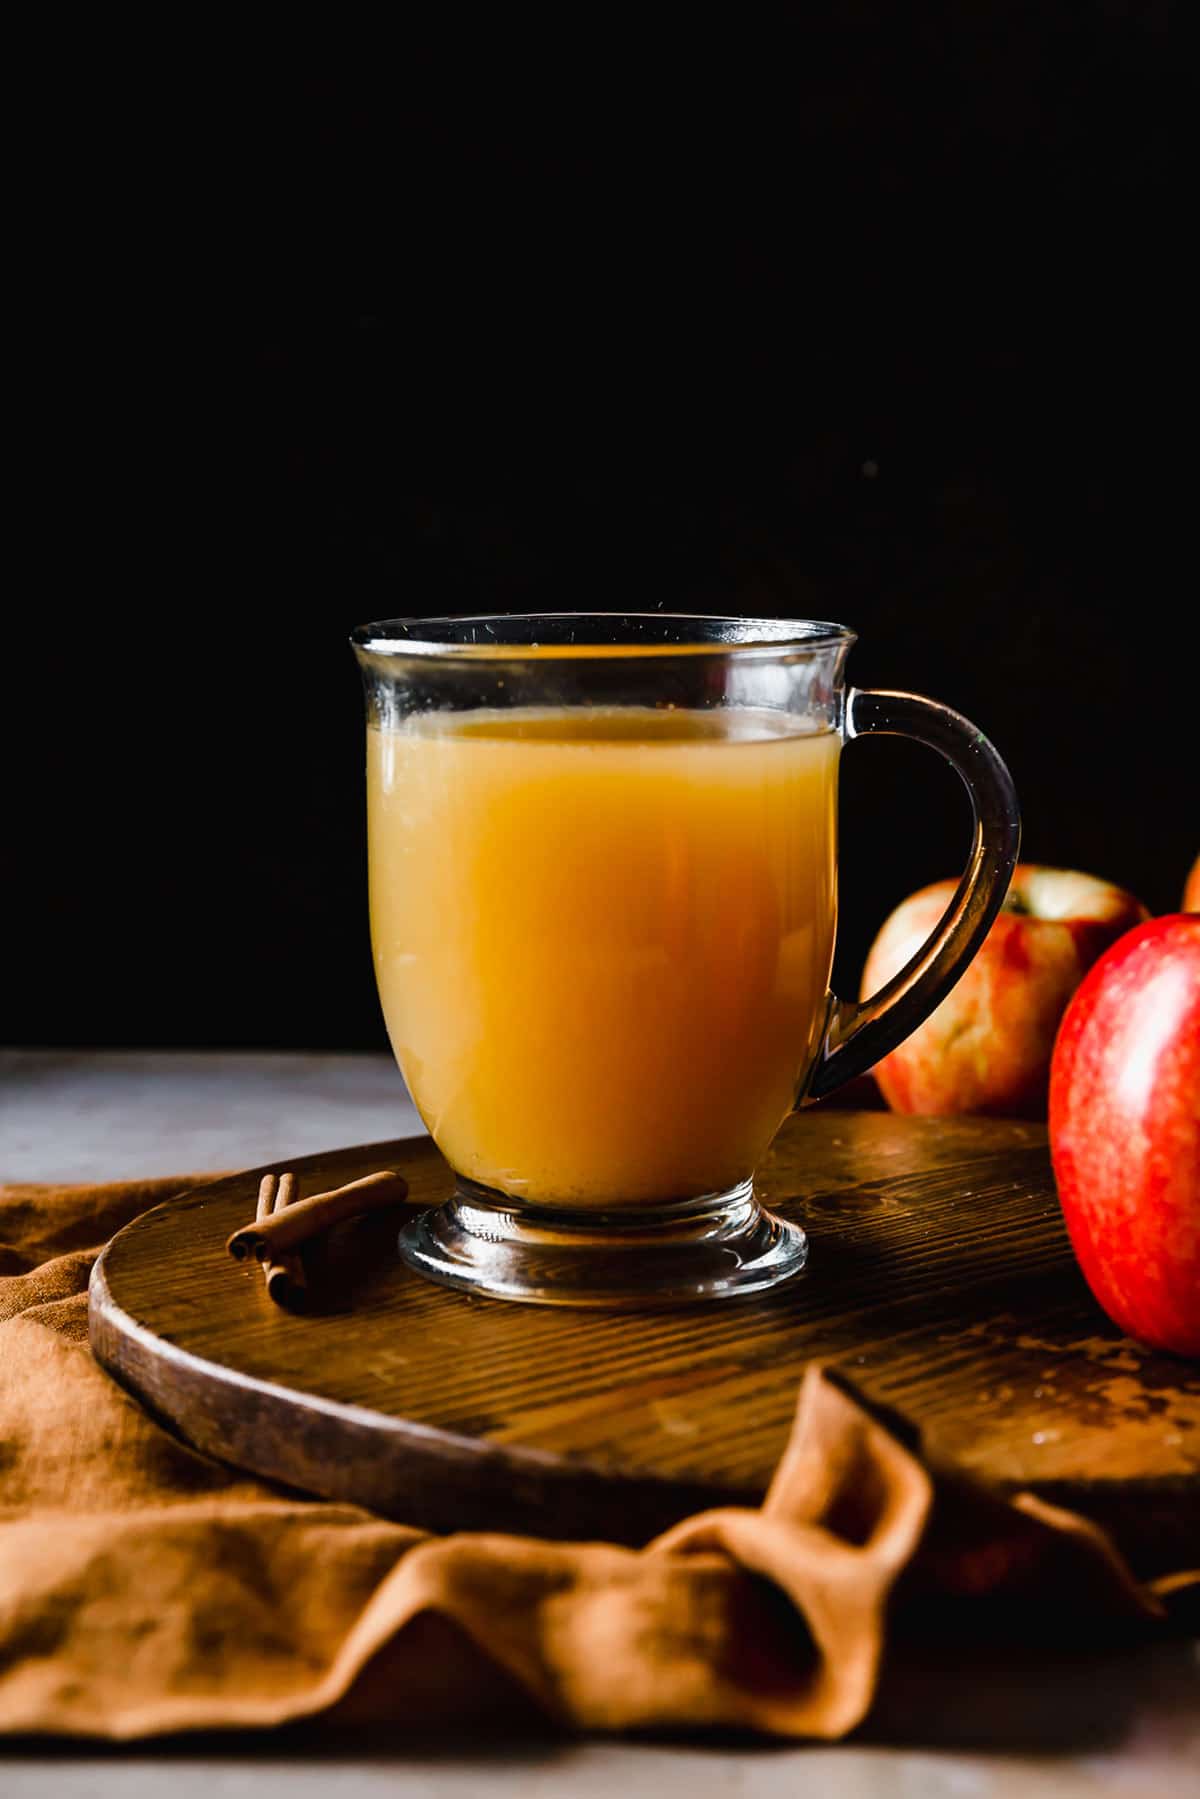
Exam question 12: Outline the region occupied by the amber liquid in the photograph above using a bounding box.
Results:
[368,707,839,1207]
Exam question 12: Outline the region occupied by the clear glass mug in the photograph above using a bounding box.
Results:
[352,614,1019,1306]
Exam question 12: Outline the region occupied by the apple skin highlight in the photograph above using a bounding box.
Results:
[1049,913,1200,1358]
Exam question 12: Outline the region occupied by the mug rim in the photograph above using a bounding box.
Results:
[350,612,856,660]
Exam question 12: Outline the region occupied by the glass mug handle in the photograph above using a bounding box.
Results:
[804,687,1021,1103]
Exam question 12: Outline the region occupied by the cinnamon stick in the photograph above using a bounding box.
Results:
[227,1169,410,1264]
[253,1172,307,1306]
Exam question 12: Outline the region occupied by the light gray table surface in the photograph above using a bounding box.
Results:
[2,1048,1197,1797]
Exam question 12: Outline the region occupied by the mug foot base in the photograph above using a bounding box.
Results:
[397,1178,808,1307]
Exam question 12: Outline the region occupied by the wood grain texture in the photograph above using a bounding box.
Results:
[88,1111,1200,1572]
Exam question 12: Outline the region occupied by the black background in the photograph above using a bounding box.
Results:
[8,8,1189,1051]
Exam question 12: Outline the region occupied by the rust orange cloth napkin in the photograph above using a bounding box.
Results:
[1,1176,1195,1741]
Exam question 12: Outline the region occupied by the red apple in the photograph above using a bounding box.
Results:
[1184,854,1200,913]
[861,865,1150,1117]
[1049,914,1200,1356]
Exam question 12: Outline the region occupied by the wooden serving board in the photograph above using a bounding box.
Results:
[88,1112,1200,1574]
